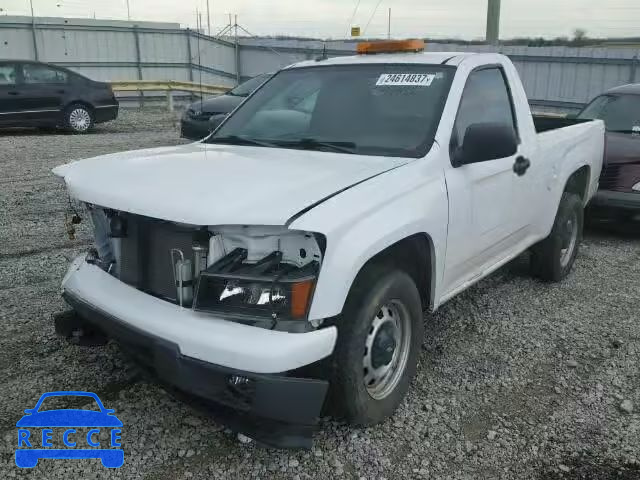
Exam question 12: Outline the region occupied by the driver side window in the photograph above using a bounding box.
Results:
[23,64,68,84]
[453,68,518,148]
[0,64,18,85]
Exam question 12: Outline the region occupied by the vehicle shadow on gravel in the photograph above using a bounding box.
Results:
[584,217,640,240]
[503,217,640,280]
[0,126,112,137]
[538,455,640,479]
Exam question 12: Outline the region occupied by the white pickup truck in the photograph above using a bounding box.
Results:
[53,41,604,448]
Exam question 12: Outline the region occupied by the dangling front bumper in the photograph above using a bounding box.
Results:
[61,256,337,448]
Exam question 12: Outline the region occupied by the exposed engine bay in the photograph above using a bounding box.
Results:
[83,205,325,332]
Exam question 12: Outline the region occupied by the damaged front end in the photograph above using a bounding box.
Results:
[86,208,325,330]
[63,205,334,448]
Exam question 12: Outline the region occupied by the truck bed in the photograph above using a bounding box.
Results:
[532,114,592,134]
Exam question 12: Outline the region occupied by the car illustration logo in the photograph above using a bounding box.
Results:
[15,391,123,468]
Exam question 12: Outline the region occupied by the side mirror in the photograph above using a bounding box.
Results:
[453,122,518,166]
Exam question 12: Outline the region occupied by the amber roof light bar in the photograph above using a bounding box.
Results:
[357,39,426,55]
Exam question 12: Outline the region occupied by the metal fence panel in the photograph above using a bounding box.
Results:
[1,16,639,113]
[189,35,237,78]
[0,27,35,59]
[139,31,186,63]
[66,65,139,82]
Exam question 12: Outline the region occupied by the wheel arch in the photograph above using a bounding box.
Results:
[564,165,591,204]
[346,233,436,312]
[64,100,96,113]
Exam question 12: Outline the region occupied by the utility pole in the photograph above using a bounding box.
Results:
[486,0,501,45]
[387,7,391,39]
[29,0,39,60]
[126,0,131,21]
[206,0,211,36]
[234,14,240,84]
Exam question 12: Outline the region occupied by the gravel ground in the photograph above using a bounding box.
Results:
[1,109,639,480]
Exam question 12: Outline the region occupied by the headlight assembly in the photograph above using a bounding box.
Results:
[632,181,640,192]
[193,248,318,321]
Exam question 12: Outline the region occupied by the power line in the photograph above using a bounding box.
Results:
[363,0,385,36]
[346,0,362,33]
[236,23,284,58]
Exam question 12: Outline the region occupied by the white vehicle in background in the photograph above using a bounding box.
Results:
[53,40,604,448]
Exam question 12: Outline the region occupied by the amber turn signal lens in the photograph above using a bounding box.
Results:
[291,280,314,319]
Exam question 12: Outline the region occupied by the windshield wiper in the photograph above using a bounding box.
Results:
[207,135,277,148]
[276,138,358,154]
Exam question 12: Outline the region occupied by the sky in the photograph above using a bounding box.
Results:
[1,0,640,40]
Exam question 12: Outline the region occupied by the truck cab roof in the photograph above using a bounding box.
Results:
[605,83,640,96]
[285,51,476,70]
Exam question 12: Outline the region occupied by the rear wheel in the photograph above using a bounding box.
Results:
[330,266,424,424]
[64,103,94,133]
[530,192,583,282]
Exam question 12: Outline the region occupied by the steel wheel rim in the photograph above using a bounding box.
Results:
[560,210,579,267]
[363,300,412,400]
[69,108,91,131]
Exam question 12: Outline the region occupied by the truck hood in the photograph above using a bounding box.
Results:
[605,131,640,166]
[53,143,409,226]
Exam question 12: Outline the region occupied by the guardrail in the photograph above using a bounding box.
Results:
[110,80,232,111]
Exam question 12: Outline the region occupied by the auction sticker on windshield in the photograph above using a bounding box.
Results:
[376,73,436,86]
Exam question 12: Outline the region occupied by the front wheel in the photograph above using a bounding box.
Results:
[530,192,584,282]
[330,267,424,425]
[64,104,94,133]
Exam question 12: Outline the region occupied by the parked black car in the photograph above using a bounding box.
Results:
[181,73,272,140]
[0,60,118,133]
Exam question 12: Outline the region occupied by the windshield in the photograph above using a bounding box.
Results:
[208,64,455,158]
[577,94,640,133]
[228,73,271,97]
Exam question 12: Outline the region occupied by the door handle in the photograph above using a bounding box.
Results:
[56,90,66,94]
[513,156,531,176]
[8,91,19,96]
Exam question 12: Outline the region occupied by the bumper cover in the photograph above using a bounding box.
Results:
[62,257,337,373]
[590,190,640,211]
[61,258,337,448]
[64,291,328,448]
[94,105,119,124]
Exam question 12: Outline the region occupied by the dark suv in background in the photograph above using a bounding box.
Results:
[0,60,118,133]
[578,83,640,220]
[181,73,272,140]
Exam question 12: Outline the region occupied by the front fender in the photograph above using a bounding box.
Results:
[290,159,449,320]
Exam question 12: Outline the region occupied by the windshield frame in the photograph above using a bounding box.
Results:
[207,63,457,159]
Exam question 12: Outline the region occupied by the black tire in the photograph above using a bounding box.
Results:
[64,103,94,133]
[330,266,424,425]
[530,192,583,282]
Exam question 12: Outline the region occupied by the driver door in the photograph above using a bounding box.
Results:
[441,67,526,296]
[0,62,22,125]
